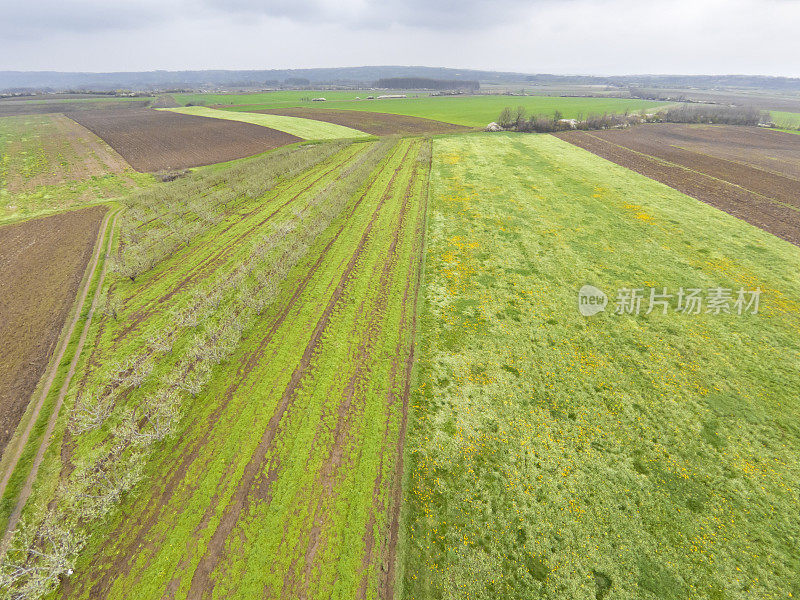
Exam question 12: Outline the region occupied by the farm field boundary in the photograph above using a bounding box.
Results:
[0,114,151,223]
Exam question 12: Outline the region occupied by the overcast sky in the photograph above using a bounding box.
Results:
[2,0,799,76]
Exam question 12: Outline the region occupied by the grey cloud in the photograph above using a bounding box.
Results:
[0,1,172,38]
[199,0,547,30]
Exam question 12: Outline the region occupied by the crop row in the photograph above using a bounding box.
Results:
[0,138,402,598]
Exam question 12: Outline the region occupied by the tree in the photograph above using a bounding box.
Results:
[514,106,528,129]
[498,107,514,129]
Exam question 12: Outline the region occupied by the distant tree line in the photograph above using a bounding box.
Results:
[659,104,769,126]
[377,77,479,91]
[495,103,771,133]
[496,106,640,132]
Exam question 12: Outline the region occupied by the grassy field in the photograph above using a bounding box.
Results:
[220,96,667,127]
[163,105,373,140]
[2,136,428,600]
[0,115,152,223]
[402,133,800,600]
[771,110,800,129]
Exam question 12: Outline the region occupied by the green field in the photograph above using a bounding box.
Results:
[1,137,428,599]
[0,115,152,223]
[177,91,667,127]
[163,105,373,140]
[403,133,800,599]
[771,110,800,129]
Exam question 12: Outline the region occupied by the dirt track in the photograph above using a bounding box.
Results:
[255,107,470,136]
[556,124,800,245]
[0,206,107,455]
[0,210,117,551]
[68,109,302,171]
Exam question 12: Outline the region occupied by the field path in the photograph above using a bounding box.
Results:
[0,209,118,552]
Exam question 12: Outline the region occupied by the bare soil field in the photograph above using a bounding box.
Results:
[0,205,106,454]
[556,124,800,245]
[254,107,470,136]
[68,109,302,171]
[0,99,151,117]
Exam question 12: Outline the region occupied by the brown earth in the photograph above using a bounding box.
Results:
[0,206,107,454]
[67,109,303,172]
[0,99,152,117]
[556,124,800,245]
[254,107,470,136]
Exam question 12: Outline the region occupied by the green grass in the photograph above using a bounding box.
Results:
[216,95,667,127]
[770,110,800,129]
[403,133,800,600]
[161,105,373,140]
[0,114,153,223]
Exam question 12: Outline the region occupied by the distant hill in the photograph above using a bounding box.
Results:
[2,67,800,93]
[0,66,525,92]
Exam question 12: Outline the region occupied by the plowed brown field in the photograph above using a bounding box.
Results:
[0,206,106,453]
[254,107,470,136]
[68,109,302,171]
[556,124,800,245]
[0,99,151,117]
